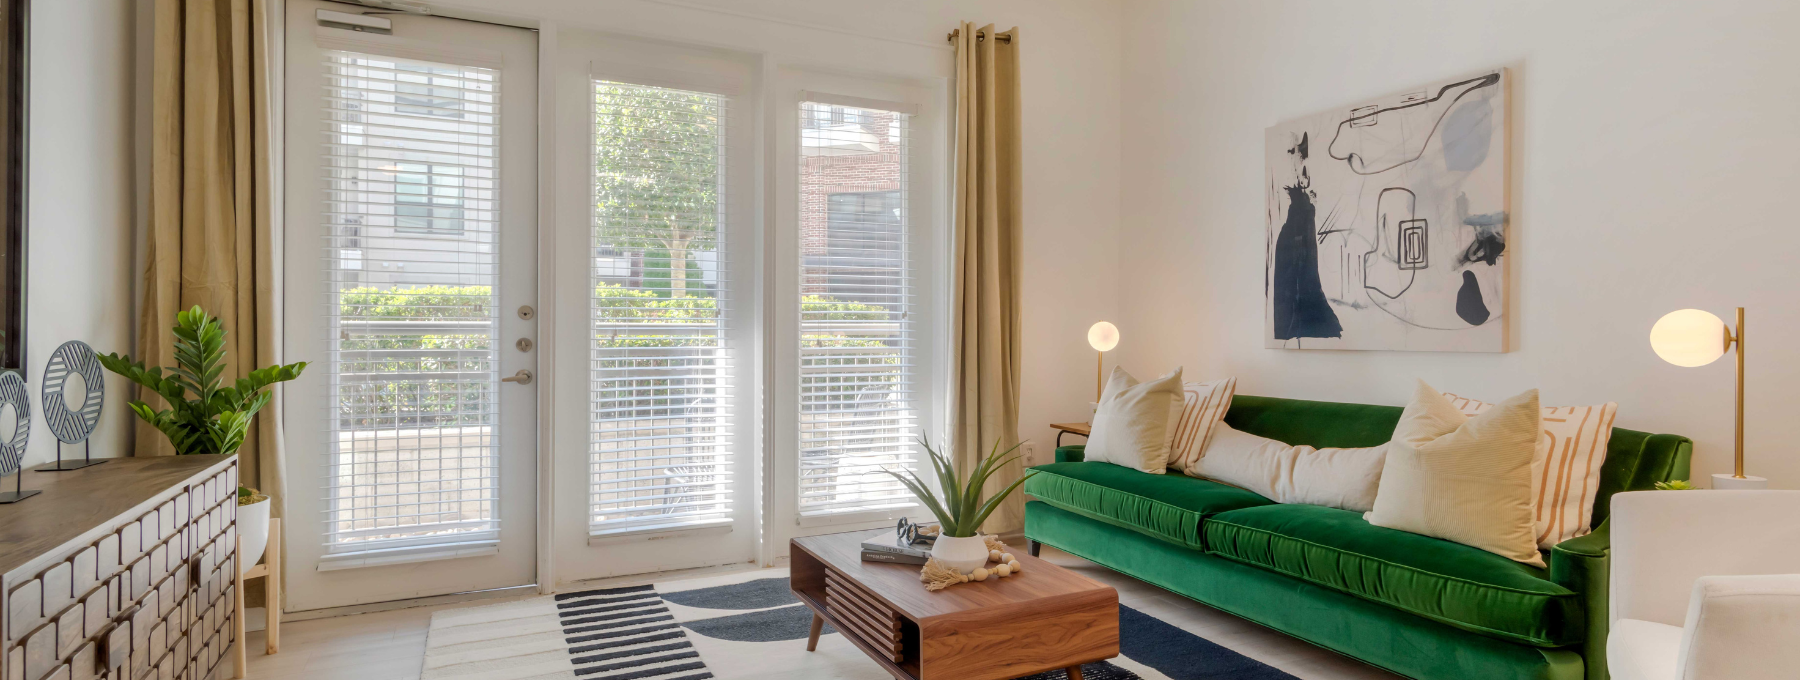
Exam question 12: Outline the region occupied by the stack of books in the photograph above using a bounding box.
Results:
[861,529,933,565]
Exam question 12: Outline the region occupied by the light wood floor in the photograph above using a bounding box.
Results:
[241,546,1403,679]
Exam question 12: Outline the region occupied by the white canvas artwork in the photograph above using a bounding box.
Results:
[1265,69,1508,352]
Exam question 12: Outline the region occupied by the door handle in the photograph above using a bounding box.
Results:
[501,369,534,385]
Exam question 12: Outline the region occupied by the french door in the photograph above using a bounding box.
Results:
[281,0,539,610]
[545,38,947,583]
[546,33,760,583]
[278,11,948,597]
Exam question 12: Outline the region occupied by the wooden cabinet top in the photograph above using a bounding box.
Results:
[0,455,233,578]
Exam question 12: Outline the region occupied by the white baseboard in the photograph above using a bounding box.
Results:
[276,584,541,623]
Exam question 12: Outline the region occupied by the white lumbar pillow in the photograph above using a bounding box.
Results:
[1195,424,1388,512]
[1366,380,1545,567]
[1085,366,1185,474]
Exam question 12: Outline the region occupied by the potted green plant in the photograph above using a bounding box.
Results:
[99,306,307,572]
[883,438,1035,574]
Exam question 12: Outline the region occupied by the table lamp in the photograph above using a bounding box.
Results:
[1649,307,1767,489]
[1087,321,1119,402]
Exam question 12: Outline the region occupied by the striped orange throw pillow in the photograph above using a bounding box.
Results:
[1168,377,1236,475]
[1442,392,1620,548]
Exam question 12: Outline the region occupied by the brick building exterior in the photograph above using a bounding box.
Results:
[799,104,906,307]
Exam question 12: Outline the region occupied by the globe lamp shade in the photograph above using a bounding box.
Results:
[1088,322,1120,352]
[1650,309,1728,367]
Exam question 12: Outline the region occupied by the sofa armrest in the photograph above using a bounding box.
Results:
[1551,519,1611,680]
[1055,445,1086,463]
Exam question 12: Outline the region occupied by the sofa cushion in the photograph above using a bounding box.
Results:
[1023,462,1274,549]
[1220,395,1695,530]
[1206,503,1584,647]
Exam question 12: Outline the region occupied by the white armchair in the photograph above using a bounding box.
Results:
[1608,490,1800,680]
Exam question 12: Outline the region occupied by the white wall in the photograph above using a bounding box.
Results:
[1116,0,1800,487]
[437,0,1126,463]
[18,0,138,466]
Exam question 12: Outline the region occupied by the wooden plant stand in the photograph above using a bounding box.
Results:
[790,530,1119,680]
[233,518,281,678]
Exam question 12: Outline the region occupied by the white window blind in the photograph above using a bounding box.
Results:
[320,49,503,559]
[797,100,919,517]
[589,79,735,536]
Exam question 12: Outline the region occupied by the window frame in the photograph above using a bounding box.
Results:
[584,75,738,538]
[315,46,507,564]
[546,40,764,585]
[768,70,950,537]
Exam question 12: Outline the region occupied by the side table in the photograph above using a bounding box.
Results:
[1050,422,1090,448]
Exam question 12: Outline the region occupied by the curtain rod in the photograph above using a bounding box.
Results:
[946,28,1012,44]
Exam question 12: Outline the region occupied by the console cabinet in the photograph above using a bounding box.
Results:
[1,456,239,680]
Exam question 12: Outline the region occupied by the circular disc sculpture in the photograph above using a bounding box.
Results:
[34,340,107,471]
[0,371,38,503]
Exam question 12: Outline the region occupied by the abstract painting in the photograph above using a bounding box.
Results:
[1265,69,1507,352]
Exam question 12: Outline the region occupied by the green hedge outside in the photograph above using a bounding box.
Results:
[337,284,902,427]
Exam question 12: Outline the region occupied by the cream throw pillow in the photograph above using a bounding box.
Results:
[1443,392,1620,548]
[1367,381,1545,566]
[1167,378,1237,476]
[1196,424,1388,512]
[1085,367,1185,474]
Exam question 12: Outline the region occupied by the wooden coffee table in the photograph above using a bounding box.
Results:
[790,531,1119,680]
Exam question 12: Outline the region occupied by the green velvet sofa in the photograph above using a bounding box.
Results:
[1023,395,1691,680]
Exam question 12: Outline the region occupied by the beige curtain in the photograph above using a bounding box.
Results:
[142,0,285,517]
[950,23,1025,533]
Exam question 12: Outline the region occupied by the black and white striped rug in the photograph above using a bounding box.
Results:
[420,569,1295,680]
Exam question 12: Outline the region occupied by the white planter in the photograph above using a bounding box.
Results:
[930,534,989,574]
[239,497,271,574]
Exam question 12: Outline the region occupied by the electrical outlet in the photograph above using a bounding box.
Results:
[1021,441,1040,465]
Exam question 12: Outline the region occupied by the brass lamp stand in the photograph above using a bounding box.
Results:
[1716,308,1764,488]
[1650,307,1767,489]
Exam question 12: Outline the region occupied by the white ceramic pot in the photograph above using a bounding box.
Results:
[239,497,271,574]
[930,534,989,574]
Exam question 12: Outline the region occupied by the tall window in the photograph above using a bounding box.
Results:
[589,80,734,535]
[797,100,918,517]
[320,51,502,556]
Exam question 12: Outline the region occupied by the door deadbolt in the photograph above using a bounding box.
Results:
[501,369,534,385]
[518,305,536,320]
[516,338,534,352]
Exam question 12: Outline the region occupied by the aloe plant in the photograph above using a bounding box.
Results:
[99,306,308,457]
[883,437,1036,538]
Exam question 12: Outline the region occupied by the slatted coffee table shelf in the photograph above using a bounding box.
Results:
[790,530,1119,680]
